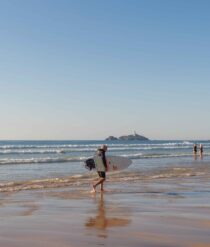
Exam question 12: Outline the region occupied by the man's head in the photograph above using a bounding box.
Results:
[101,144,108,151]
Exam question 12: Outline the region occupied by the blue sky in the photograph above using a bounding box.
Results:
[0,0,210,140]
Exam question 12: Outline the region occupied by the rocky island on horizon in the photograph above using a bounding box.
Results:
[105,132,149,141]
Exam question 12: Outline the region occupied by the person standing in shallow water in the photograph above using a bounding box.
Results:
[193,144,197,154]
[193,144,197,160]
[91,145,108,193]
[199,144,203,159]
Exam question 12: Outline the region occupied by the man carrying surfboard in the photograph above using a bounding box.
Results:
[91,144,108,193]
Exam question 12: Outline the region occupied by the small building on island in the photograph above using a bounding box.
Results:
[105,132,149,141]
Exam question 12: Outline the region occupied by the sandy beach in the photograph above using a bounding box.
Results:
[0,172,210,247]
[1,0,210,245]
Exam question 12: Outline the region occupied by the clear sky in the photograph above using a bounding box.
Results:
[0,0,209,140]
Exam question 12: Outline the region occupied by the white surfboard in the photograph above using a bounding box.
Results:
[85,155,132,172]
[105,156,132,172]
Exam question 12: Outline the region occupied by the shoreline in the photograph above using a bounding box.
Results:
[0,175,210,247]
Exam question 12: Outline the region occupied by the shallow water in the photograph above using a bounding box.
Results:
[0,140,209,192]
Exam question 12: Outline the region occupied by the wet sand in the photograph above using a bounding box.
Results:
[0,176,210,247]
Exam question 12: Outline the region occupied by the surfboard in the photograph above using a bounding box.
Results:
[85,155,132,172]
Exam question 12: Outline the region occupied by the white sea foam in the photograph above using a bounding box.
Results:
[0,161,209,192]
[182,141,193,145]
[0,156,88,165]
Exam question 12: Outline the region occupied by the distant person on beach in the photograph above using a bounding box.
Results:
[91,145,108,193]
[199,144,203,158]
[193,144,197,154]
[193,144,197,160]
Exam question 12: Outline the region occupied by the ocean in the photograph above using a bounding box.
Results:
[0,140,210,192]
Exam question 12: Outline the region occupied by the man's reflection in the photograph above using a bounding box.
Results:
[85,193,131,238]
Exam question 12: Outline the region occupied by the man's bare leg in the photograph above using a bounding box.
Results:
[100,181,104,191]
[90,183,96,193]
[91,178,105,193]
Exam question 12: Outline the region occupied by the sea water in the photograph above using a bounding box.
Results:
[0,140,210,192]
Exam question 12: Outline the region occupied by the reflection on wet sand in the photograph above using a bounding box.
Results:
[20,203,39,216]
[85,193,131,238]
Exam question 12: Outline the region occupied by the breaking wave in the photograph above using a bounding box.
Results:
[1,152,210,165]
